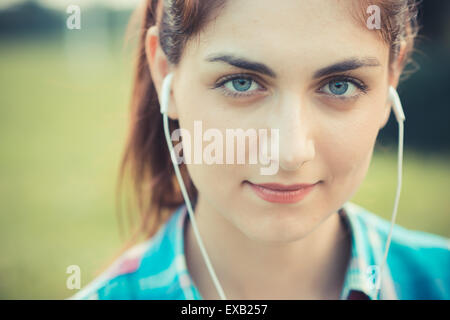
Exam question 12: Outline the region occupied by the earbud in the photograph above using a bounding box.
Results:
[388,86,406,123]
[160,73,174,115]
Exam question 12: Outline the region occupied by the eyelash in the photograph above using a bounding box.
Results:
[317,75,369,98]
[212,73,369,99]
[212,73,266,98]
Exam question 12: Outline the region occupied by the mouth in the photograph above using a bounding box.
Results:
[244,180,320,204]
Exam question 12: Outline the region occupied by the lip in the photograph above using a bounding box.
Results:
[245,181,320,204]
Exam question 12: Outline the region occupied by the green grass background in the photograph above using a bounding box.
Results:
[0,37,449,299]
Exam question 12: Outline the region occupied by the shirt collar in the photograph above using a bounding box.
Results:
[338,201,397,300]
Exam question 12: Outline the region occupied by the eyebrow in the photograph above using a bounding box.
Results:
[205,53,381,79]
[205,53,277,78]
[312,57,381,79]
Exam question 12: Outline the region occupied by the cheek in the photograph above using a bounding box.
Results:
[318,104,382,200]
[175,88,245,206]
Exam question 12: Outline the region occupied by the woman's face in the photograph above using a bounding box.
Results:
[168,0,393,242]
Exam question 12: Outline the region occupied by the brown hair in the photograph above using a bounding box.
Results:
[96,0,420,275]
[354,0,421,77]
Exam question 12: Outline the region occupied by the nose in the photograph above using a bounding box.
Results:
[271,92,316,172]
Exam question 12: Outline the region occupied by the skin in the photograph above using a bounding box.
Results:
[146,0,405,299]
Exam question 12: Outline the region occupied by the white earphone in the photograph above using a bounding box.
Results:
[377,86,405,299]
[160,72,405,300]
[160,72,228,300]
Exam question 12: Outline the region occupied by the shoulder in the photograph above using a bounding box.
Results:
[344,202,450,299]
[67,206,187,300]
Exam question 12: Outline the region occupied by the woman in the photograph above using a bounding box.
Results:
[70,0,449,300]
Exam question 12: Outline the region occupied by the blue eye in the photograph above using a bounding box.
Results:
[224,77,260,93]
[231,78,253,92]
[320,78,364,98]
[329,81,349,95]
[217,75,264,97]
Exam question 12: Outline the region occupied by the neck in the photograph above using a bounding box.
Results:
[184,195,352,300]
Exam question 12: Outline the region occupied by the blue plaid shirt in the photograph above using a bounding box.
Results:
[69,201,450,300]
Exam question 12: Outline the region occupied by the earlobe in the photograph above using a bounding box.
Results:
[379,100,392,130]
[145,26,179,120]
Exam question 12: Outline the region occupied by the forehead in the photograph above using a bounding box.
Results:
[182,0,389,73]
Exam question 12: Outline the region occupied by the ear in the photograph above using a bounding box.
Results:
[380,41,407,129]
[145,26,179,119]
[388,40,407,89]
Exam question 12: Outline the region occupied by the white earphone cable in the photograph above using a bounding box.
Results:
[160,73,227,300]
[375,89,405,299]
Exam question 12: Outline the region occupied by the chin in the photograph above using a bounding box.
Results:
[238,215,315,244]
